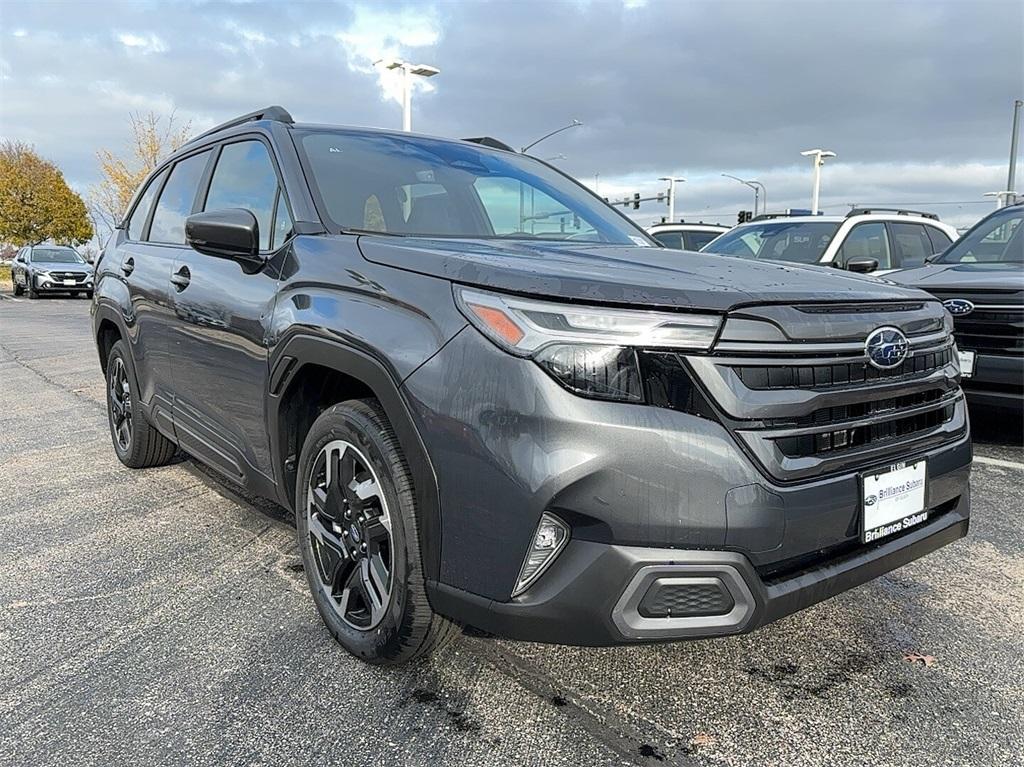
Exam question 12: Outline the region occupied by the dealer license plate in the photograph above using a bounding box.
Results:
[63,279,76,286]
[957,349,975,378]
[861,460,927,543]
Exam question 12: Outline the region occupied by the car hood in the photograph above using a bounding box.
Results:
[356,237,929,312]
[31,260,90,270]
[887,261,1024,291]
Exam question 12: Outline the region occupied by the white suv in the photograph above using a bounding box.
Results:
[700,209,959,274]
[647,222,730,252]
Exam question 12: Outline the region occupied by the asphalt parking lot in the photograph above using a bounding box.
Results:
[1,292,1022,767]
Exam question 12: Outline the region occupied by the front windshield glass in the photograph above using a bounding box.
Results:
[937,207,1023,264]
[33,247,84,263]
[702,221,840,264]
[297,130,651,245]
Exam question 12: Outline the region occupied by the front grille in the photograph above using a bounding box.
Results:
[638,580,735,618]
[735,347,954,390]
[46,271,88,282]
[926,289,1024,356]
[684,301,967,482]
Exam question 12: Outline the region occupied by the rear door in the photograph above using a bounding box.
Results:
[116,151,211,427]
[168,137,292,483]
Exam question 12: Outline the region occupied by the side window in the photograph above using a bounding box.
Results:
[127,168,168,241]
[652,231,683,249]
[925,226,953,255]
[149,151,211,244]
[204,141,279,251]
[889,223,933,268]
[839,223,890,269]
[685,231,720,251]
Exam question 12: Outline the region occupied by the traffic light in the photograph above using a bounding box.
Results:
[738,210,753,224]
[633,193,641,210]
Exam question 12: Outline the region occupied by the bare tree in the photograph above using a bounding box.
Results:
[90,111,192,239]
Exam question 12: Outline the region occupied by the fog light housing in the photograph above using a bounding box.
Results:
[512,512,569,597]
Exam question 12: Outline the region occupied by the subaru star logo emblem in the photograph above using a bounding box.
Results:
[943,298,975,316]
[865,326,910,370]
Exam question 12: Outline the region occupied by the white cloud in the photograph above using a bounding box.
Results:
[333,5,442,105]
[12,29,27,38]
[116,32,167,55]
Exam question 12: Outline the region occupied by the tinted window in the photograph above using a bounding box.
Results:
[889,223,932,268]
[127,168,167,241]
[149,151,211,244]
[652,231,683,249]
[204,141,279,251]
[925,226,953,254]
[297,130,650,245]
[938,208,1023,264]
[685,231,721,251]
[839,222,890,269]
[704,221,839,263]
[31,247,84,264]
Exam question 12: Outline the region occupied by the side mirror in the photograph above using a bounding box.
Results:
[185,209,264,272]
[845,257,878,274]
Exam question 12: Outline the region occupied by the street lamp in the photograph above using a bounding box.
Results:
[800,149,836,215]
[522,120,582,153]
[376,59,440,132]
[658,177,686,223]
[984,191,1019,209]
[721,173,766,217]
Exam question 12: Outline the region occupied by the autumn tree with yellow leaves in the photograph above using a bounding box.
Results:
[0,140,93,246]
[90,111,191,235]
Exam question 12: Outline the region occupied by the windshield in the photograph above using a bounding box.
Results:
[937,207,1023,264]
[296,130,652,245]
[32,248,84,264]
[702,221,840,264]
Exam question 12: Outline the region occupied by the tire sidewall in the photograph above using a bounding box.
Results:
[106,341,140,463]
[295,404,416,662]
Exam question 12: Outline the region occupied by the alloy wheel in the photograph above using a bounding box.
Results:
[307,440,394,630]
[109,357,133,451]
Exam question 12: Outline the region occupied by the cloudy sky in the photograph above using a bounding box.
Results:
[1,0,1021,230]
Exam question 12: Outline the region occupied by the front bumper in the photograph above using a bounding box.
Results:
[34,276,93,292]
[961,352,1024,410]
[428,490,969,645]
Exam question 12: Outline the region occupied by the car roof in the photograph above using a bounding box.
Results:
[648,223,729,231]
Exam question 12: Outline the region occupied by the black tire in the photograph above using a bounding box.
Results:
[295,399,459,665]
[105,340,178,469]
[27,284,38,299]
[85,291,94,300]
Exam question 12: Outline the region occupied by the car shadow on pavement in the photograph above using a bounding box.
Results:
[969,404,1024,447]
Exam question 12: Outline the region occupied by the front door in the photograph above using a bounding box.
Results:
[168,138,292,484]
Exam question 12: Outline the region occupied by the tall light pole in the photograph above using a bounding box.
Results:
[522,120,582,153]
[658,177,686,222]
[1007,99,1023,203]
[721,173,765,217]
[800,149,836,215]
[376,59,440,132]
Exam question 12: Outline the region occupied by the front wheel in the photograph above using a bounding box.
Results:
[12,277,23,296]
[295,399,458,665]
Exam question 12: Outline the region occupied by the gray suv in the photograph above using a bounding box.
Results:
[92,107,971,665]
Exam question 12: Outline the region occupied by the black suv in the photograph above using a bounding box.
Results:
[891,202,1023,412]
[93,107,972,665]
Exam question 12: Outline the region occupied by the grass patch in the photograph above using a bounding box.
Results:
[0,262,10,290]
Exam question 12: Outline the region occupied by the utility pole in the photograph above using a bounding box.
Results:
[375,59,440,132]
[1008,99,1023,202]
[658,177,685,223]
[800,149,836,215]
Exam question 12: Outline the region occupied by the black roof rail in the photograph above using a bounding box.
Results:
[186,105,294,145]
[846,207,940,221]
[462,136,517,152]
[752,213,792,221]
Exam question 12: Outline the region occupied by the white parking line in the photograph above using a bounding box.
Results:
[974,455,1024,471]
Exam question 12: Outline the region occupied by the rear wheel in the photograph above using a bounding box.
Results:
[296,399,458,665]
[105,340,177,468]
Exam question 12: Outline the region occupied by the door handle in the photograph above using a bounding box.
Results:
[170,265,191,291]
[121,257,135,276]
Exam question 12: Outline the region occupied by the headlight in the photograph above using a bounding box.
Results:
[455,286,721,402]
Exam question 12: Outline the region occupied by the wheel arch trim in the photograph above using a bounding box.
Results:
[269,332,443,582]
